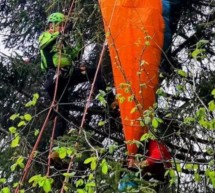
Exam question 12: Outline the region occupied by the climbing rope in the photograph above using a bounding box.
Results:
[46,106,58,176]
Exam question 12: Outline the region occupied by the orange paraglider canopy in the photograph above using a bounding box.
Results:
[99,0,165,155]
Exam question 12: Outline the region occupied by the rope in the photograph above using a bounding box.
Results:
[46,107,58,176]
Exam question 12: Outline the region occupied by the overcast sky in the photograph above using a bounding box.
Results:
[0,34,24,57]
[0,34,7,55]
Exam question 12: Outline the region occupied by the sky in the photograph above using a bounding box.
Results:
[0,34,8,56]
[0,33,25,59]
[0,34,16,57]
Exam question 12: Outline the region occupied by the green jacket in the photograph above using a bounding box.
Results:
[38,31,81,71]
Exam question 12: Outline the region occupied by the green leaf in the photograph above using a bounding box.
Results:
[99,148,106,154]
[86,182,96,187]
[199,119,209,128]
[185,164,193,170]
[11,134,20,148]
[152,118,159,129]
[210,119,215,130]
[208,100,215,112]
[165,113,172,118]
[33,93,39,100]
[168,169,177,186]
[20,190,25,193]
[126,140,143,148]
[108,144,118,154]
[196,39,209,47]
[9,126,17,134]
[9,114,20,121]
[84,157,95,164]
[98,121,106,127]
[77,189,86,193]
[76,179,84,187]
[88,174,94,181]
[212,178,215,187]
[63,172,76,178]
[24,114,32,121]
[66,147,74,156]
[164,170,169,177]
[176,164,182,172]
[177,70,187,77]
[191,49,203,59]
[105,86,112,91]
[176,85,184,92]
[1,187,10,193]
[102,163,108,174]
[211,89,215,97]
[96,90,107,107]
[184,117,195,125]
[101,159,108,174]
[25,93,39,107]
[25,101,33,107]
[0,178,6,184]
[18,121,26,127]
[91,159,97,170]
[16,156,24,164]
[140,133,153,142]
[196,107,206,119]
[63,186,68,192]
[209,160,215,167]
[206,170,215,187]
[140,120,145,127]
[156,88,166,96]
[58,147,67,159]
[29,174,41,185]
[43,178,53,193]
[31,100,37,106]
[38,179,45,187]
[194,173,201,182]
[169,169,176,178]
[15,157,25,169]
[11,163,17,171]
[13,182,19,188]
[193,164,198,171]
[19,116,24,120]
[34,129,39,136]
[206,148,214,155]
[130,107,137,114]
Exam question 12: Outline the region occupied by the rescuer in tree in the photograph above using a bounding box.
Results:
[39,12,90,138]
[39,12,112,139]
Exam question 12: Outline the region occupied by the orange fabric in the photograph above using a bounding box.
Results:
[99,0,165,155]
